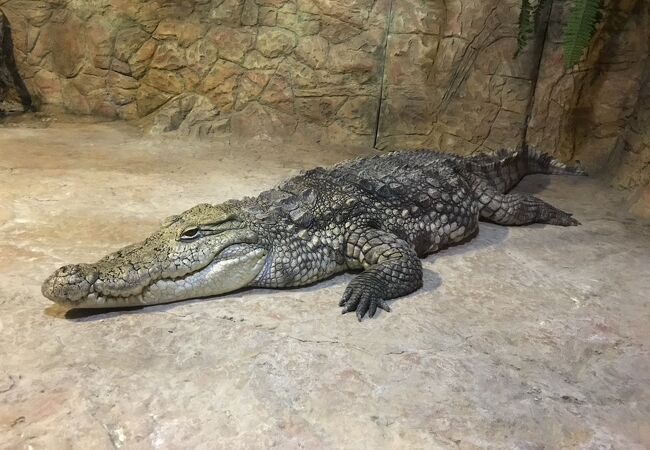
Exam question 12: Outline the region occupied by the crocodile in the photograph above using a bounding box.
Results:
[42,147,585,320]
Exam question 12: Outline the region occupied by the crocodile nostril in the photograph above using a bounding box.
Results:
[57,264,96,278]
[42,264,98,304]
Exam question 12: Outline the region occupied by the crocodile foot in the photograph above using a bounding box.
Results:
[339,276,391,321]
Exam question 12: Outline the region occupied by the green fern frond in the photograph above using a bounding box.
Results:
[516,0,552,56]
[563,0,603,68]
[516,0,534,56]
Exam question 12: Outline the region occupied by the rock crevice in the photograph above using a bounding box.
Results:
[0,9,31,114]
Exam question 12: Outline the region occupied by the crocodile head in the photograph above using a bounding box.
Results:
[41,203,268,309]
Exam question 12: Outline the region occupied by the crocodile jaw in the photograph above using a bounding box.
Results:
[42,247,268,309]
[138,247,268,306]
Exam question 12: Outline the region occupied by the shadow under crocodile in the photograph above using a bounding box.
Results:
[43,222,511,322]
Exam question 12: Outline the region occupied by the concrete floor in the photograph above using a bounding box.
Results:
[0,118,649,449]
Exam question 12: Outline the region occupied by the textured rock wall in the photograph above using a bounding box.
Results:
[527,0,650,177]
[1,0,544,151]
[375,0,544,155]
[607,58,650,189]
[1,0,649,202]
[0,0,389,144]
[608,58,650,218]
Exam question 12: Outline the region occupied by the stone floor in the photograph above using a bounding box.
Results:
[0,118,649,450]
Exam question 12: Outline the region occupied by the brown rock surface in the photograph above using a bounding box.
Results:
[147,93,230,138]
[1,0,389,144]
[208,27,255,63]
[114,27,149,64]
[527,0,650,174]
[136,84,173,116]
[376,0,541,154]
[150,41,187,71]
[256,27,297,58]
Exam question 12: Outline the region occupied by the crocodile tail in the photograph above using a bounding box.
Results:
[469,146,587,193]
[524,146,587,176]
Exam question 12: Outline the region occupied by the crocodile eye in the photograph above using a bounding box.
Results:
[180,227,201,241]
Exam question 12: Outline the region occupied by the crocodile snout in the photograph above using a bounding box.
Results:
[42,264,99,305]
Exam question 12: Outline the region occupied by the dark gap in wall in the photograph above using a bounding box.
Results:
[372,0,395,149]
[0,8,33,115]
[521,0,554,150]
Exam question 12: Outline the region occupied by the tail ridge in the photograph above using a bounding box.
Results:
[523,146,587,176]
[470,145,587,193]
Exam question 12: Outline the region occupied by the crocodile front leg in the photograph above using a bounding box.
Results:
[341,228,423,321]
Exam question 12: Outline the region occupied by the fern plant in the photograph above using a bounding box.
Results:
[562,0,604,68]
[516,0,604,68]
[515,0,534,56]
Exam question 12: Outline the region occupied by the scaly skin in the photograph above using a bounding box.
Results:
[42,147,585,320]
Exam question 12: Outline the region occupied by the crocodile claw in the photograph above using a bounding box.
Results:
[339,280,391,321]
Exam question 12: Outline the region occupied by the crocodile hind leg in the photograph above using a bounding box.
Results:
[478,186,579,226]
[341,229,423,321]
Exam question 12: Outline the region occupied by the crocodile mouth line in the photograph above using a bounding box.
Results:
[89,259,217,302]
[61,245,262,308]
